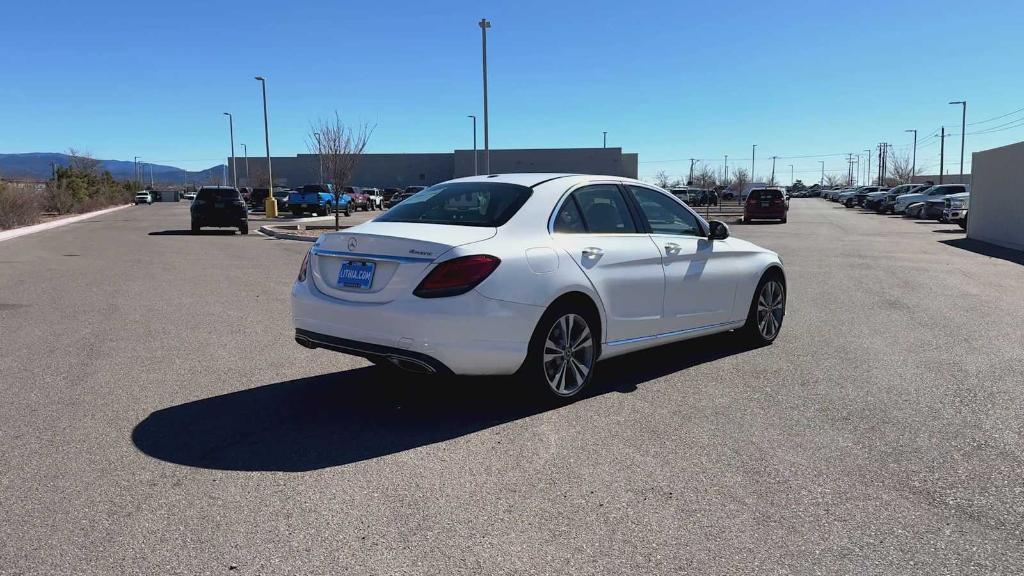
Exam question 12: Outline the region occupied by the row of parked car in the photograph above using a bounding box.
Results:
[822,183,970,229]
[215,185,428,217]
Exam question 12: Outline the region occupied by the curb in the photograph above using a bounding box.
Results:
[258,225,316,242]
[0,204,132,243]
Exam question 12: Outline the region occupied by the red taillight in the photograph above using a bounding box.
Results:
[414,255,500,298]
[297,249,310,282]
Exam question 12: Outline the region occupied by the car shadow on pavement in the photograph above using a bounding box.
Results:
[148,230,238,236]
[131,333,760,472]
[940,238,1024,266]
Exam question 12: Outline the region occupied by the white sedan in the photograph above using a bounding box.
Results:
[292,174,786,400]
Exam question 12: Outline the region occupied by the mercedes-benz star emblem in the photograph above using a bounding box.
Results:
[347,237,358,251]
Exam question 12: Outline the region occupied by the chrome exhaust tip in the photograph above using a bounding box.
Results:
[295,336,317,349]
[387,357,436,374]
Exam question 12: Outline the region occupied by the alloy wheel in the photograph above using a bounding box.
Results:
[756,280,785,340]
[542,314,594,397]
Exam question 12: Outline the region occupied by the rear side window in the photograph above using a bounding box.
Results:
[572,185,638,234]
[553,197,587,233]
[376,182,532,227]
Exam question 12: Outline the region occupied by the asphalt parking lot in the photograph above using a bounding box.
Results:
[1,200,1023,574]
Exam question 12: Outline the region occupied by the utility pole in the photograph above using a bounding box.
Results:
[223,112,237,189]
[255,76,273,193]
[688,158,695,185]
[819,160,825,187]
[724,155,728,185]
[134,156,140,186]
[865,149,872,186]
[789,164,794,187]
[241,143,249,186]
[770,156,777,185]
[846,153,853,186]
[603,131,607,148]
[904,129,917,181]
[468,115,478,175]
[939,126,945,184]
[479,18,491,174]
[751,144,756,182]
[950,101,967,182]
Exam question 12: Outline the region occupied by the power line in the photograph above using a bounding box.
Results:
[967,105,1024,126]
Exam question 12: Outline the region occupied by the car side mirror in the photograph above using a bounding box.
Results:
[708,220,730,240]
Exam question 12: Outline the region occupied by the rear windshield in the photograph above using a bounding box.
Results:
[300,185,330,194]
[749,189,782,200]
[196,188,240,200]
[272,191,288,198]
[376,182,532,227]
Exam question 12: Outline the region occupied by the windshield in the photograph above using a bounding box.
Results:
[376,182,532,227]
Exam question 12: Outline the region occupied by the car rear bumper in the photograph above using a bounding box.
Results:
[744,209,786,220]
[291,277,543,375]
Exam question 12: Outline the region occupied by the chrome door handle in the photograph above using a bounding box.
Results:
[582,247,604,259]
[664,242,682,254]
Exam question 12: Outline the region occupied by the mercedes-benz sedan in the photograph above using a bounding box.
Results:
[292,174,786,400]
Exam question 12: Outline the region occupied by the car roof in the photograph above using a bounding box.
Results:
[442,173,584,187]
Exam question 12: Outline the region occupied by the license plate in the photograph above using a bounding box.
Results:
[760,201,770,207]
[337,261,375,290]
[214,202,225,209]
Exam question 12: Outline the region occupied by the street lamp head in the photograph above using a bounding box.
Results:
[949,101,965,105]
[223,112,230,117]
[255,76,265,81]
[467,114,476,119]
[479,18,491,29]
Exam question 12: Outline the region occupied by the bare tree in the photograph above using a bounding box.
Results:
[693,164,717,189]
[248,162,270,188]
[67,148,101,174]
[823,173,844,187]
[308,112,375,230]
[730,167,750,190]
[887,151,917,184]
[652,170,673,189]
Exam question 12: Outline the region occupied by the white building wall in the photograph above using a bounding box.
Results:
[968,141,1024,251]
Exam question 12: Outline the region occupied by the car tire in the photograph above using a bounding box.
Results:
[191,223,200,234]
[740,271,786,345]
[742,216,750,223]
[780,216,787,224]
[239,223,249,235]
[521,302,599,402]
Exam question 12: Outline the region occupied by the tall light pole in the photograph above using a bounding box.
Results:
[751,144,756,182]
[468,115,478,175]
[904,130,916,182]
[603,131,607,148]
[688,158,695,185]
[479,18,491,175]
[864,149,872,185]
[819,160,825,187]
[770,156,777,185]
[223,112,237,189]
[240,143,249,186]
[788,164,794,186]
[134,156,140,186]
[255,76,273,192]
[949,101,966,181]
[939,127,946,184]
[724,154,728,184]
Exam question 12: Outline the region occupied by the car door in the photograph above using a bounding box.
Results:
[551,183,665,343]
[625,185,739,333]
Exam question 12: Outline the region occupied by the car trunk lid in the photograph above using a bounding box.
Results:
[309,222,496,303]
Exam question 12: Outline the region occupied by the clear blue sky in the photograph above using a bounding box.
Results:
[2,0,1023,182]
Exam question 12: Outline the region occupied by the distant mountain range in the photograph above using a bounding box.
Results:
[0,153,222,184]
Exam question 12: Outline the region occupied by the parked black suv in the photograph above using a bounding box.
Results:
[191,186,248,234]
